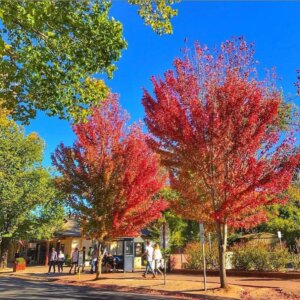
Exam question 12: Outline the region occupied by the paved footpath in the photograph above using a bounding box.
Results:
[1,266,300,300]
[0,276,174,300]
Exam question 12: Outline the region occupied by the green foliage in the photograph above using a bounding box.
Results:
[0,0,125,123]
[231,242,290,271]
[0,0,179,123]
[184,241,219,270]
[14,192,65,241]
[0,109,64,245]
[15,257,25,264]
[128,0,179,34]
[259,184,300,248]
[291,253,300,271]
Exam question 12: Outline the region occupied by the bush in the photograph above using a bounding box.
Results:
[184,241,219,270]
[231,242,291,271]
[15,257,25,264]
[291,253,300,271]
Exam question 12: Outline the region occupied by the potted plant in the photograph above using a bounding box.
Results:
[13,257,26,272]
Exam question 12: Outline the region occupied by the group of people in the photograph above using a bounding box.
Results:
[47,241,164,277]
[47,246,86,275]
[142,241,164,279]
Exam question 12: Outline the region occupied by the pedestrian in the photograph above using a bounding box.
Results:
[142,241,155,279]
[47,247,57,274]
[1,250,8,269]
[90,246,98,274]
[69,247,79,274]
[81,246,86,272]
[57,250,65,273]
[153,244,163,275]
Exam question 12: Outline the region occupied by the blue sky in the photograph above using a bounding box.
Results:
[26,1,300,166]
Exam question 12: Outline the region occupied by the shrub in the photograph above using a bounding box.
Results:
[184,241,219,270]
[231,242,291,271]
[15,257,25,264]
[269,245,290,271]
[291,253,300,271]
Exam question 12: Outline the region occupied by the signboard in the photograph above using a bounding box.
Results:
[199,223,205,244]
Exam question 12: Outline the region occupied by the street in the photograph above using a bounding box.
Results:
[0,276,175,300]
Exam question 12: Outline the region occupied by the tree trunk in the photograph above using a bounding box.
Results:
[0,237,10,269]
[95,241,106,280]
[217,222,228,288]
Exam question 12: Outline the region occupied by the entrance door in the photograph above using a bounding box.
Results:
[124,240,134,272]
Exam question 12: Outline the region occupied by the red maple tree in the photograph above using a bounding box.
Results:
[52,95,167,278]
[142,37,300,287]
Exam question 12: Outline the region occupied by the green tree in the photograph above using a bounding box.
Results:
[0,109,64,265]
[0,0,179,124]
[259,184,300,249]
[0,0,125,123]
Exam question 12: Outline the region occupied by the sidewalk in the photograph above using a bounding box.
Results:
[1,266,300,300]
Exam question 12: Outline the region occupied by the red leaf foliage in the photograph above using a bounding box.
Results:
[52,95,168,240]
[143,37,300,229]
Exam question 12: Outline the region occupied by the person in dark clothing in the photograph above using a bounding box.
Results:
[47,248,57,274]
[57,250,65,273]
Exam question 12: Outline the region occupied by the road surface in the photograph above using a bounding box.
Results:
[0,276,176,300]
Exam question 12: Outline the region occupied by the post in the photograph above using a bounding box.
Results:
[208,233,212,253]
[44,240,50,267]
[199,223,207,291]
[163,222,166,285]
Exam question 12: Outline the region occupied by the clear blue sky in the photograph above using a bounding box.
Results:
[25,1,300,166]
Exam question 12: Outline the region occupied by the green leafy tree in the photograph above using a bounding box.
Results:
[0,0,179,124]
[13,189,65,242]
[0,0,125,123]
[0,109,64,265]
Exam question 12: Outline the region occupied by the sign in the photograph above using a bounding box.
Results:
[277,231,282,239]
[199,223,205,243]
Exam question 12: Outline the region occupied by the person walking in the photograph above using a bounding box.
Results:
[142,241,155,279]
[57,250,65,273]
[69,247,79,274]
[90,246,98,274]
[47,248,57,274]
[153,244,163,275]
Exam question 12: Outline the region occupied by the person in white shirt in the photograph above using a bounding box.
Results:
[142,241,155,278]
[47,248,57,274]
[57,250,65,273]
[69,248,79,274]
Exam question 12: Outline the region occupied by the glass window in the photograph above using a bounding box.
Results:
[116,241,123,255]
[125,240,133,255]
[134,242,142,257]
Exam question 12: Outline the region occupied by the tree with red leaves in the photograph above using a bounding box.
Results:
[142,37,300,288]
[52,95,167,279]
